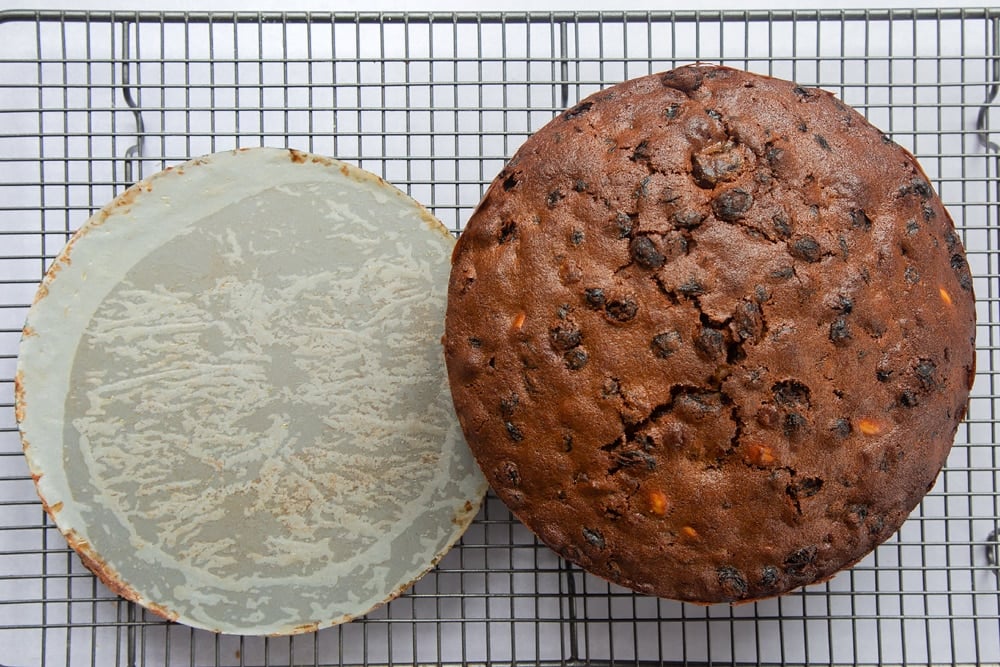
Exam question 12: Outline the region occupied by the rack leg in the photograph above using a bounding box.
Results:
[120,20,145,186]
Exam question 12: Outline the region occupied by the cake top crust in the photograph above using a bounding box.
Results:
[445,65,976,602]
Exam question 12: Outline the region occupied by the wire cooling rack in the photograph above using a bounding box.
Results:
[0,8,999,667]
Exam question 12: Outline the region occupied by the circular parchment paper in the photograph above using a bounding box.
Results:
[16,147,487,635]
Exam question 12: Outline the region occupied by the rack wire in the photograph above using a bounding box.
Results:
[0,8,999,667]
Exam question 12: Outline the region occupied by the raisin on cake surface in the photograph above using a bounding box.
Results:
[444,64,976,603]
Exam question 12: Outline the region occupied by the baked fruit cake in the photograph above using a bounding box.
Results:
[444,64,976,603]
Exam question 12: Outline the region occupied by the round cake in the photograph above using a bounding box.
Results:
[444,65,976,602]
[17,147,486,634]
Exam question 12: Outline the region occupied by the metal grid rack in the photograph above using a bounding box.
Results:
[0,8,998,667]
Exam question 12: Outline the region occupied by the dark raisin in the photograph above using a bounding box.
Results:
[814,134,831,151]
[502,172,519,191]
[786,483,803,513]
[706,108,722,120]
[500,393,519,418]
[783,412,807,436]
[563,101,593,120]
[797,477,824,497]
[831,418,851,438]
[770,266,795,280]
[829,317,851,344]
[674,389,723,420]
[585,288,606,309]
[712,188,753,222]
[906,219,920,235]
[664,103,680,119]
[498,220,517,244]
[636,176,651,198]
[615,212,635,238]
[557,304,571,320]
[696,327,726,361]
[629,236,666,269]
[651,331,682,358]
[469,337,482,348]
[944,230,959,251]
[760,565,779,588]
[772,213,792,238]
[563,434,574,452]
[772,380,811,407]
[571,229,585,245]
[613,449,657,471]
[905,266,920,284]
[868,514,885,535]
[733,300,764,342]
[602,378,621,397]
[915,358,937,389]
[550,324,582,351]
[499,461,521,486]
[789,234,821,263]
[674,209,705,229]
[564,348,589,371]
[547,189,565,208]
[798,121,808,132]
[792,86,812,98]
[834,295,853,314]
[717,566,748,597]
[876,369,892,382]
[582,527,606,549]
[766,145,784,165]
[606,298,638,322]
[952,253,973,291]
[899,390,919,407]
[922,204,936,221]
[678,278,706,296]
[755,285,770,303]
[912,178,932,198]
[850,209,872,231]
[630,140,651,162]
[850,503,869,522]
[504,421,524,442]
[783,545,817,575]
[574,179,588,192]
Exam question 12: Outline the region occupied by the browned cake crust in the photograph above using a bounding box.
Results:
[444,64,976,603]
